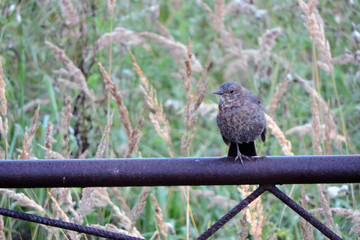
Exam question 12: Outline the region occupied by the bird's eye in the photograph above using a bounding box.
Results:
[230,90,234,93]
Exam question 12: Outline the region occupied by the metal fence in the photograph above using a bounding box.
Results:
[1,155,359,239]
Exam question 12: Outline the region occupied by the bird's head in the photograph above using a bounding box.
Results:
[213,82,243,99]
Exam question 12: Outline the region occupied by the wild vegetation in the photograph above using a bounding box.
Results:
[0,0,359,239]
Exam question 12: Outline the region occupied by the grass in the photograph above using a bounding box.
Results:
[0,0,359,239]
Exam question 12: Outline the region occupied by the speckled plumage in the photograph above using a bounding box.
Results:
[214,82,266,161]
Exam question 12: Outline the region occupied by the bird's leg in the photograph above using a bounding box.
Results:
[235,143,244,164]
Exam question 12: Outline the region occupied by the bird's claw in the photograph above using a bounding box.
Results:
[245,155,254,161]
[235,155,244,164]
[234,154,253,164]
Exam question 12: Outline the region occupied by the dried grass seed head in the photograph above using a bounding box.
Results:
[0,56,7,117]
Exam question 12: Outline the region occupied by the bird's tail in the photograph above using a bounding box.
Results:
[228,141,257,157]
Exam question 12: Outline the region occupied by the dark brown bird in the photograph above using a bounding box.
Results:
[214,82,266,163]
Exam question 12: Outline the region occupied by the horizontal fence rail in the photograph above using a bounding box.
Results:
[0,155,359,188]
[1,155,359,239]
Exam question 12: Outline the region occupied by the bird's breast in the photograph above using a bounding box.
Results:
[216,101,266,143]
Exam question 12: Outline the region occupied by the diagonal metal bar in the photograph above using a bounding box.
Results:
[196,185,267,240]
[266,185,342,240]
[0,155,360,188]
[197,184,343,240]
[0,207,145,240]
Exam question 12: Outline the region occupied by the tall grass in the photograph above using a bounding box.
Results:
[0,0,359,239]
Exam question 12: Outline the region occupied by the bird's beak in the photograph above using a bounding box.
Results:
[213,89,223,95]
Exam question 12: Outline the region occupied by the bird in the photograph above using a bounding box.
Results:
[214,81,267,163]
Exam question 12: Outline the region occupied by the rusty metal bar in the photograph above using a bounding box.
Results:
[0,155,359,188]
[0,207,145,240]
[266,185,342,240]
[197,185,267,240]
[197,185,343,240]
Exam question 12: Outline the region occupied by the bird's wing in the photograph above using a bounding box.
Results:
[261,127,266,142]
[222,135,231,146]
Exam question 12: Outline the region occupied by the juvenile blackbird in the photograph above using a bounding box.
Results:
[214,82,266,163]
